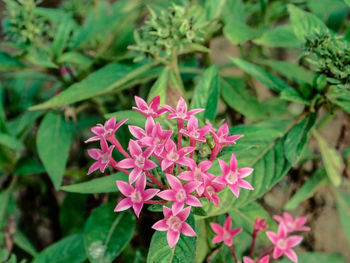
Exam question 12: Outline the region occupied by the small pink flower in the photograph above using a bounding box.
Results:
[201,173,225,207]
[214,154,254,198]
[157,174,202,214]
[132,96,167,118]
[141,122,173,156]
[209,123,243,160]
[254,218,268,232]
[85,117,128,143]
[243,256,270,263]
[210,123,243,146]
[117,140,157,183]
[87,139,115,174]
[128,117,155,146]
[266,225,303,263]
[178,159,212,195]
[210,216,242,247]
[152,206,196,248]
[114,173,159,217]
[160,140,195,171]
[180,116,211,143]
[162,97,203,121]
[273,213,310,233]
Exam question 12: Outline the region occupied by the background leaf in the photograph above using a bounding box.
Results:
[84,203,136,263]
[37,112,72,190]
[335,190,350,246]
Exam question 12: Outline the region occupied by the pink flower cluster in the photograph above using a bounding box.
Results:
[210,212,310,263]
[85,96,254,247]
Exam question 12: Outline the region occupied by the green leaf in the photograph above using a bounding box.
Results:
[221,78,289,121]
[335,190,350,246]
[276,252,345,263]
[258,60,313,85]
[285,169,329,210]
[0,51,23,71]
[105,111,145,127]
[313,130,343,186]
[221,0,246,24]
[51,15,75,57]
[61,172,128,194]
[223,20,257,45]
[8,111,44,137]
[84,203,135,263]
[14,158,45,176]
[57,52,93,70]
[327,86,350,114]
[191,65,219,121]
[0,134,24,150]
[280,88,311,105]
[288,4,329,42]
[284,114,317,165]
[230,57,292,93]
[148,67,168,105]
[346,0,350,7]
[147,214,196,263]
[14,230,37,257]
[253,24,302,48]
[37,112,72,190]
[32,234,86,263]
[25,47,58,69]
[195,219,208,263]
[201,114,317,217]
[30,62,157,110]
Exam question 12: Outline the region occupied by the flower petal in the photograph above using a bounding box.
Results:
[185,195,202,207]
[167,229,180,248]
[166,174,183,190]
[157,190,176,201]
[284,248,298,263]
[114,198,132,212]
[132,202,143,218]
[229,154,238,171]
[181,222,196,236]
[176,206,191,221]
[152,219,168,231]
[116,181,134,196]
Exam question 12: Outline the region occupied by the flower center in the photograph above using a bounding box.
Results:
[101,153,109,164]
[194,168,203,181]
[175,189,187,202]
[277,239,287,250]
[130,190,142,203]
[223,229,231,241]
[104,129,114,139]
[167,216,182,231]
[167,151,179,162]
[225,171,238,185]
[286,222,295,230]
[190,130,200,139]
[206,185,215,196]
[134,155,146,168]
[154,137,165,146]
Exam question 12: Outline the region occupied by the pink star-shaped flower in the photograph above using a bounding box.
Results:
[178,159,212,195]
[266,225,303,263]
[210,123,243,146]
[87,139,115,174]
[210,216,242,247]
[180,116,211,143]
[85,117,128,143]
[117,140,157,183]
[214,154,254,198]
[157,174,202,214]
[201,173,225,207]
[152,206,196,248]
[128,117,155,147]
[243,256,270,263]
[162,97,203,121]
[141,122,173,156]
[273,212,310,233]
[160,140,195,171]
[209,123,243,160]
[254,217,268,232]
[132,95,167,118]
[114,173,159,217]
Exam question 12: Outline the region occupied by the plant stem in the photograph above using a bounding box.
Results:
[250,231,257,258]
[146,171,167,189]
[110,159,130,175]
[109,136,130,158]
[229,245,239,263]
[145,200,168,204]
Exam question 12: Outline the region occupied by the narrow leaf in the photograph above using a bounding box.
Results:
[335,190,350,245]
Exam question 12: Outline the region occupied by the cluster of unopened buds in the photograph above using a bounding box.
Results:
[210,212,310,263]
[86,95,256,247]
